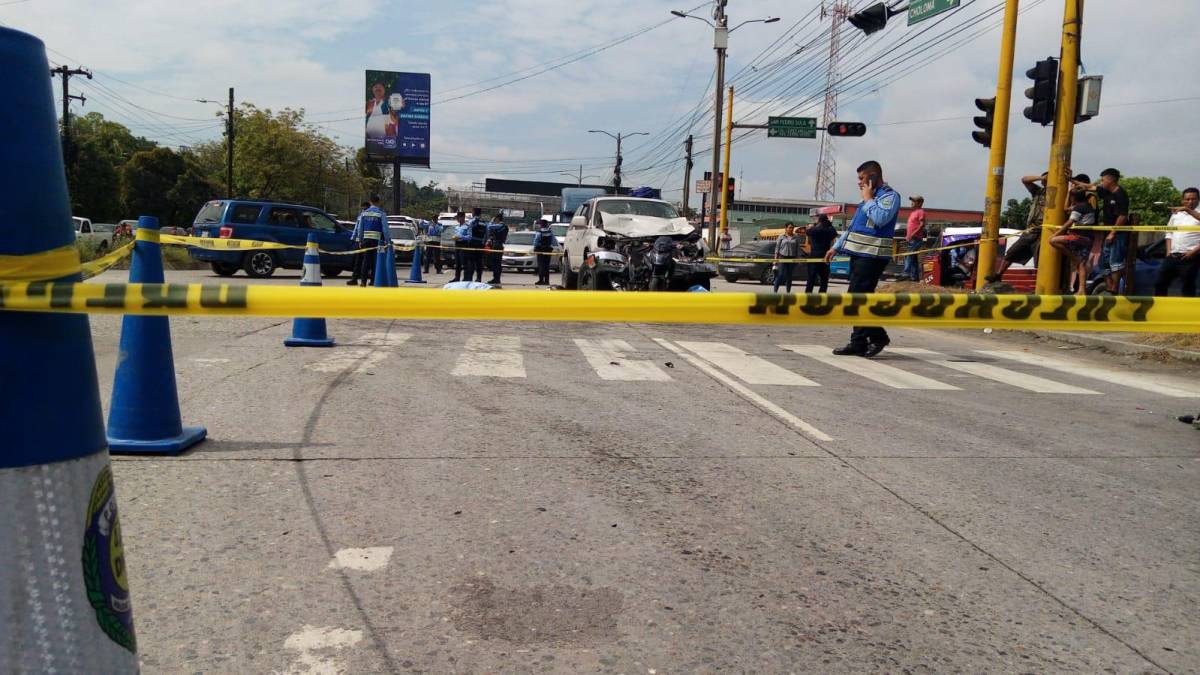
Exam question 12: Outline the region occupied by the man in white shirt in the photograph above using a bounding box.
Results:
[1154,187,1200,297]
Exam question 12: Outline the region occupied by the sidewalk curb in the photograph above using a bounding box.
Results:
[1024,331,1200,364]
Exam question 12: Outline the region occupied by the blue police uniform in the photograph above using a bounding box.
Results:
[351,205,390,286]
[533,224,555,285]
[423,220,444,273]
[485,220,509,284]
[833,184,901,353]
[451,220,472,282]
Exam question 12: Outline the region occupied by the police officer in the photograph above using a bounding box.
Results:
[466,207,487,282]
[347,200,371,285]
[351,194,390,287]
[485,213,509,285]
[423,218,444,274]
[451,211,470,282]
[533,218,555,286]
[826,160,901,357]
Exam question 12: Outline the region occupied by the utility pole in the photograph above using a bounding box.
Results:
[1034,0,1083,295]
[974,0,1020,289]
[589,129,647,194]
[50,65,92,175]
[199,88,236,197]
[681,134,694,217]
[709,1,729,250]
[718,86,734,243]
[226,87,235,199]
[577,164,584,186]
[814,1,850,202]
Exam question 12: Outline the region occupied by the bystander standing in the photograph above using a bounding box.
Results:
[1155,187,1200,297]
[903,196,927,281]
[805,215,837,293]
[772,223,800,293]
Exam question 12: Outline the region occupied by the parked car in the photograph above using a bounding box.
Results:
[501,231,562,273]
[717,240,813,286]
[389,225,416,263]
[73,217,116,253]
[188,200,356,278]
[116,218,189,237]
[561,197,716,291]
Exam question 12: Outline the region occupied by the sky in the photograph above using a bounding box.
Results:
[5,0,1197,211]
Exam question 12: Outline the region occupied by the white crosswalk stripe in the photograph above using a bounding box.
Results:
[452,335,525,378]
[977,350,1200,398]
[574,339,672,381]
[779,344,961,390]
[677,341,818,386]
[890,348,1100,394]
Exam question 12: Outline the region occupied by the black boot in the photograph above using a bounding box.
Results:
[833,343,867,356]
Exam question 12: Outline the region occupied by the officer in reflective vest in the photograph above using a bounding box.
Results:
[533,219,555,285]
[826,160,901,358]
[351,194,390,287]
[423,218,444,275]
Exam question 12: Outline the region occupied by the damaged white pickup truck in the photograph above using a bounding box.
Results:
[560,197,717,291]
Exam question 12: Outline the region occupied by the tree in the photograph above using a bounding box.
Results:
[120,147,218,226]
[1120,176,1180,225]
[1002,197,1032,229]
[67,113,155,220]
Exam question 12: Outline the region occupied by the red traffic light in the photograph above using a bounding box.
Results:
[826,122,867,137]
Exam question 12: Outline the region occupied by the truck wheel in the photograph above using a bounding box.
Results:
[211,262,239,277]
[321,266,343,278]
[723,275,738,284]
[561,254,578,289]
[243,251,277,278]
[759,267,775,286]
[97,241,109,254]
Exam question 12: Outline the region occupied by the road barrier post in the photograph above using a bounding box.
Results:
[0,26,140,671]
[406,242,427,284]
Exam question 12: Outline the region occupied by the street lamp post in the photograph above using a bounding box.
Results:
[672,9,779,249]
[557,166,601,187]
[589,129,648,193]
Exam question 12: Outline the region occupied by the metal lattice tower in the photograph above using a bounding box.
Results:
[814,1,851,202]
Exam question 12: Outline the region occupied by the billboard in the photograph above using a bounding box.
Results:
[364,70,430,166]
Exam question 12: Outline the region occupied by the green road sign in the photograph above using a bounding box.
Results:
[908,0,961,25]
[767,116,817,139]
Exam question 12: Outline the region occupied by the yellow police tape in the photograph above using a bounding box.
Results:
[1070,225,1200,232]
[0,244,81,281]
[718,239,985,264]
[1,282,1196,333]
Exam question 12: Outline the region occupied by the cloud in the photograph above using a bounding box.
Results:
[4,0,1195,209]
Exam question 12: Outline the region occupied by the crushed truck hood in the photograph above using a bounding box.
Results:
[600,213,695,238]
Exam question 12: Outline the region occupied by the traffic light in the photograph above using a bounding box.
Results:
[1023,58,1058,126]
[848,3,901,35]
[972,97,995,148]
[726,176,736,199]
[826,122,867,137]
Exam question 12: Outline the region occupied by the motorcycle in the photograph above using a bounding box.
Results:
[648,236,676,292]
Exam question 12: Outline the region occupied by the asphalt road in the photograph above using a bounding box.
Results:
[84,267,1199,673]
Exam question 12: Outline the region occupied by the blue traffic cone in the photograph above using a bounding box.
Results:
[406,242,427,284]
[372,243,391,287]
[284,234,335,348]
[0,26,139,667]
[107,216,207,455]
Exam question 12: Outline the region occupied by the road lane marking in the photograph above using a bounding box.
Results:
[453,335,525,378]
[327,547,394,571]
[780,344,961,390]
[677,341,819,386]
[353,332,411,347]
[978,350,1200,398]
[890,348,1100,394]
[654,338,832,442]
[575,338,672,381]
[283,625,363,675]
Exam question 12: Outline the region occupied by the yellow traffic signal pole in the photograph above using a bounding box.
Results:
[1035,0,1084,294]
[975,0,1020,289]
[718,86,735,248]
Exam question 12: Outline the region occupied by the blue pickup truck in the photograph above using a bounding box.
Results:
[189,200,358,278]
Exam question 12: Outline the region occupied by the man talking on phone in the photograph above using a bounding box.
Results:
[826,160,902,357]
